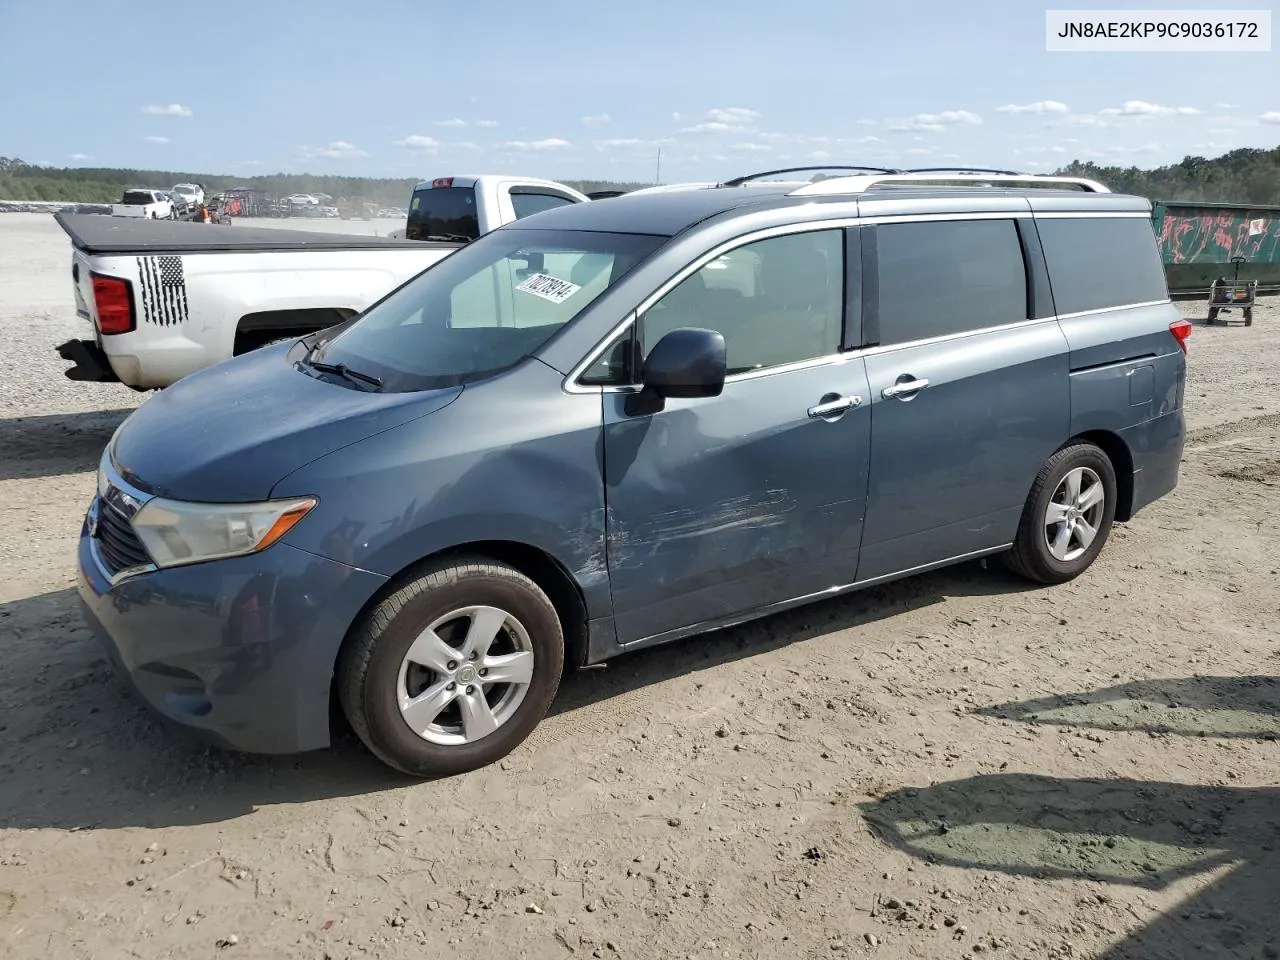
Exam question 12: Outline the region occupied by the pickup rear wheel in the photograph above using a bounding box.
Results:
[337,556,564,777]
[1002,442,1117,585]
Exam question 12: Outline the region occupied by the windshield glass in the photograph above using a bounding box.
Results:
[310,227,667,392]
[405,186,480,240]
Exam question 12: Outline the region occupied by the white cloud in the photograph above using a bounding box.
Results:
[942,153,961,160]
[1061,137,1081,143]
[434,118,468,128]
[454,141,481,150]
[857,119,877,126]
[502,138,571,151]
[68,152,92,160]
[239,160,262,166]
[681,121,738,134]
[707,107,761,124]
[143,135,169,145]
[142,103,192,117]
[996,100,1069,115]
[888,110,982,133]
[1099,100,1200,117]
[1216,102,1239,109]
[598,138,646,148]
[810,150,832,161]
[474,119,499,128]
[1260,112,1280,124]
[581,113,611,126]
[395,135,440,151]
[1059,114,1112,128]
[301,140,368,159]
[730,142,770,153]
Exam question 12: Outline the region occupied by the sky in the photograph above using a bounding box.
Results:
[1,0,1277,184]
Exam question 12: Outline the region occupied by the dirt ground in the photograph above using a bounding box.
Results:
[1,212,1279,960]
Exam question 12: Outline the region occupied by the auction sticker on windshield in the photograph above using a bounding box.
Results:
[516,273,581,304]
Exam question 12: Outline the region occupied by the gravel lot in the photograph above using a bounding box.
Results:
[1,212,1279,960]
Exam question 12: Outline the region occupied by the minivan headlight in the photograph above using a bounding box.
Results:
[131,497,318,568]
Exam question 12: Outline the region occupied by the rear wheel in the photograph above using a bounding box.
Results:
[337,557,564,777]
[1002,443,1117,585]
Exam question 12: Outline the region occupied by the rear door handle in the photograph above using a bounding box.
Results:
[882,377,930,399]
[807,394,861,419]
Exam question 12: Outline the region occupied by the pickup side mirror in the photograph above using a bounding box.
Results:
[624,327,726,416]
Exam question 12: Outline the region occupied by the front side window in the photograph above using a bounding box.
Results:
[875,218,1028,346]
[311,228,666,392]
[511,192,578,219]
[640,229,845,376]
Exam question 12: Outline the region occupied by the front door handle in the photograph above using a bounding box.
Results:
[807,394,861,419]
[882,377,930,399]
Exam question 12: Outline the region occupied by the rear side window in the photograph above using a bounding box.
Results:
[122,190,157,205]
[405,187,480,241]
[511,191,577,219]
[1036,216,1168,315]
[874,219,1028,346]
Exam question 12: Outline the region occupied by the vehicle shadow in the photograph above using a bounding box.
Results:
[0,559,1036,831]
[0,407,134,481]
[861,679,1280,958]
[976,675,1280,740]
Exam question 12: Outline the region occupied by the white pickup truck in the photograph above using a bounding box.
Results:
[111,189,175,220]
[55,174,591,390]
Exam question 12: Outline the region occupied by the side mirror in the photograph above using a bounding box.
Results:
[625,327,726,416]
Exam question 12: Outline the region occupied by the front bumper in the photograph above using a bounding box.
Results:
[76,515,388,754]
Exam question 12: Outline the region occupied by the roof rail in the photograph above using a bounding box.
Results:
[904,166,1023,176]
[721,164,900,187]
[788,171,1111,196]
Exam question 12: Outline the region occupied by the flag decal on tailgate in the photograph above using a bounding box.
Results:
[136,255,188,326]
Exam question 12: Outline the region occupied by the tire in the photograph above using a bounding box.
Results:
[337,556,564,777]
[1002,442,1118,585]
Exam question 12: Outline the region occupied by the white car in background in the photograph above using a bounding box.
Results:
[170,183,204,207]
[110,189,175,219]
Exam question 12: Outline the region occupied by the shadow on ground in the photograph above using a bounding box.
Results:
[0,408,134,481]
[0,559,1036,831]
[977,675,1280,740]
[862,680,1280,959]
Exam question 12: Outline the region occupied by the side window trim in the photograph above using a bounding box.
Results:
[842,226,863,351]
[860,225,880,349]
[1016,216,1054,320]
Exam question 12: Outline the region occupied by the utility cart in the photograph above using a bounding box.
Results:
[1207,256,1256,326]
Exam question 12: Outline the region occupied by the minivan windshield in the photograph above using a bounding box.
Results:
[309,228,667,392]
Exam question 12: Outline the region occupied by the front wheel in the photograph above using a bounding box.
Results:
[1002,442,1117,585]
[337,556,564,777]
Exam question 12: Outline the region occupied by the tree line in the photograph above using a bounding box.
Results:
[2,145,1280,206]
[0,158,647,207]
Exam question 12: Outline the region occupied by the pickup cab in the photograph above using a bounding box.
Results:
[55,173,592,390]
[111,189,174,220]
[390,174,590,240]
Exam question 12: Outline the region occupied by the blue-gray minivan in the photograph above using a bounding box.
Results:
[77,169,1191,776]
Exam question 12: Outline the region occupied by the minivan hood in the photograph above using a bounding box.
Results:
[109,343,461,502]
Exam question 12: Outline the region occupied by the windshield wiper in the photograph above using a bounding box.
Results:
[302,357,384,389]
[423,234,475,243]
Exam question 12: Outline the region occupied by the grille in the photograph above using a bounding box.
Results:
[96,500,152,574]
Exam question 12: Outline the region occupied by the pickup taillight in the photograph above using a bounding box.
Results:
[91,272,136,335]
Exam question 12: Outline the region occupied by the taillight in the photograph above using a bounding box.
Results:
[1169,318,1192,353]
[431,177,454,188]
[90,272,136,335]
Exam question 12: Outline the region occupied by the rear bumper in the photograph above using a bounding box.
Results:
[57,338,119,383]
[76,516,388,754]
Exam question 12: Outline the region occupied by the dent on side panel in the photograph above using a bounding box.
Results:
[1058,302,1185,435]
[272,361,613,619]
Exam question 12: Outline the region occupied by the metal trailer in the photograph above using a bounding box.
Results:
[1151,200,1280,298]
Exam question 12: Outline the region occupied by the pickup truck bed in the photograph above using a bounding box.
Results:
[56,212,443,254]
[55,214,457,390]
